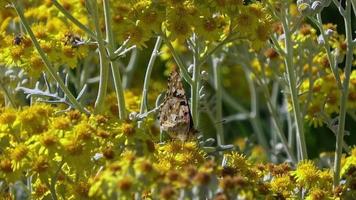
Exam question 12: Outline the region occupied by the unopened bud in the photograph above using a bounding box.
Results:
[201,70,208,80]
[188,64,194,73]
[311,1,323,13]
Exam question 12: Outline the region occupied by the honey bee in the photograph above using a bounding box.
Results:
[63,32,84,48]
[13,35,23,45]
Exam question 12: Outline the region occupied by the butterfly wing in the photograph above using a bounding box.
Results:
[159,69,195,140]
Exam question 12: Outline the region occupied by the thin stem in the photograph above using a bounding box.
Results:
[212,57,224,145]
[89,0,110,114]
[103,0,126,119]
[260,78,297,163]
[116,46,137,59]
[242,65,269,152]
[51,0,97,40]
[222,89,248,113]
[334,0,353,187]
[270,35,286,57]
[281,9,308,160]
[197,35,233,69]
[12,1,87,113]
[251,59,297,162]
[309,14,342,89]
[139,37,162,114]
[191,34,201,128]
[352,0,356,17]
[332,0,346,15]
[161,34,193,85]
[122,48,138,88]
[0,81,16,107]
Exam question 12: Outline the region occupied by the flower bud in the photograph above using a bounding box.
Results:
[188,64,194,73]
[311,1,323,13]
[317,35,325,45]
[325,29,334,36]
[297,0,312,15]
[200,70,209,80]
[129,112,138,120]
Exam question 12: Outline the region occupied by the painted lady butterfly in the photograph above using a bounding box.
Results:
[158,68,195,141]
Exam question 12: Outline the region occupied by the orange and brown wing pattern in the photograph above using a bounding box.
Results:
[158,68,195,141]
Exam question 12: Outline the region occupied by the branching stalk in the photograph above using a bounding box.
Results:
[139,37,162,114]
[52,0,97,40]
[89,0,110,114]
[212,57,224,145]
[161,34,193,85]
[13,1,87,113]
[103,0,127,119]
[281,9,308,160]
[308,14,342,89]
[333,0,353,187]
[191,34,201,129]
[0,81,16,107]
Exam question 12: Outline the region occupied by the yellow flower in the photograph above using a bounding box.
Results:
[31,179,50,200]
[139,3,165,34]
[341,146,356,177]
[165,6,195,41]
[306,188,332,200]
[155,141,206,171]
[30,154,50,177]
[224,152,250,174]
[15,104,54,137]
[292,160,320,189]
[60,136,93,172]
[0,34,33,68]
[121,22,152,49]
[233,7,258,35]
[0,156,22,183]
[68,180,91,200]
[194,15,227,42]
[270,174,294,198]
[8,143,31,171]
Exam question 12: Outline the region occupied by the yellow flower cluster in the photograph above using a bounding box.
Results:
[293,24,355,127]
[0,0,274,78]
[0,1,89,77]
[0,104,355,199]
[0,104,156,199]
[249,21,356,127]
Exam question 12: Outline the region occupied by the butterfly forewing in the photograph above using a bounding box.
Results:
[159,69,194,141]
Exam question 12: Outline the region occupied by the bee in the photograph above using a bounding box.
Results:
[13,35,23,45]
[63,32,84,48]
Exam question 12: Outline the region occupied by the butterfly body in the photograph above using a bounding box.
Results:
[159,69,195,141]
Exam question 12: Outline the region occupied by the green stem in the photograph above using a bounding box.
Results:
[89,0,110,114]
[281,9,308,160]
[0,81,16,108]
[261,81,297,163]
[191,34,200,128]
[52,0,97,40]
[242,64,269,152]
[309,14,342,89]
[122,49,138,88]
[161,34,193,85]
[139,37,162,114]
[103,0,126,119]
[252,59,296,163]
[13,1,87,113]
[334,0,353,187]
[212,57,224,145]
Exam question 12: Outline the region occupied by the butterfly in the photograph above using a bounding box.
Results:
[158,68,195,141]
